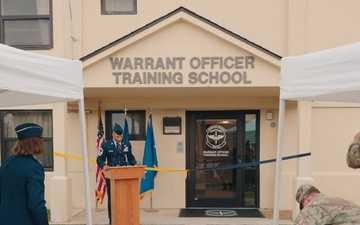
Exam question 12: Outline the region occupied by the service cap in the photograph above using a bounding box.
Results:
[15,123,43,140]
[295,183,315,210]
[113,123,123,135]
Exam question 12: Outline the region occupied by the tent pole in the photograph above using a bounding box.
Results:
[79,99,93,225]
[273,99,286,225]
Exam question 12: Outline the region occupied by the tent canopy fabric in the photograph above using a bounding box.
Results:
[274,41,360,225]
[280,42,360,103]
[0,43,91,225]
[0,43,83,107]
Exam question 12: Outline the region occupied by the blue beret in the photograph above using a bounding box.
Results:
[15,123,43,140]
[113,123,123,135]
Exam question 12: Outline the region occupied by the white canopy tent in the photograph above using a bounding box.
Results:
[273,41,360,224]
[0,43,92,225]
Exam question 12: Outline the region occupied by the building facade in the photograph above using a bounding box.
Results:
[1,0,360,222]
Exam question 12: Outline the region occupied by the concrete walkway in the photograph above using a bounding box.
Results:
[49,208,294,225]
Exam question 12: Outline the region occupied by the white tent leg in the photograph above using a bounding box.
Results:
[273,99,286,225]
[79,99,93,225]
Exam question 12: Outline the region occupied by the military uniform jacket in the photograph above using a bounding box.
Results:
[97,139,137,168]
[0,155,49,225]
[294,193,360,225]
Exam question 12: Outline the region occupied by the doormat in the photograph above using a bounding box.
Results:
[178,208,265,218]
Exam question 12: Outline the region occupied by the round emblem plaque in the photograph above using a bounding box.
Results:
[205,209,238,217]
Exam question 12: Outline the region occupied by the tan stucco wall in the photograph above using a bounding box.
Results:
[311,105,360,202]
[6,0,360,222]
[81,0,288,57]
[57,0,360,213]
[305,0,360,52]
[64,96,281,209]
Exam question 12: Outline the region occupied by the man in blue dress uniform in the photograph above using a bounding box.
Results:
[96,123,138,224]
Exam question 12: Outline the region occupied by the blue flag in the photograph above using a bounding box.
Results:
[123,114,129,143]
[140,114,158,199]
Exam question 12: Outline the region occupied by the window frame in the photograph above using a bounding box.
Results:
[0,0,53,49]
[104,110,145,141]
[0,110,54,171]
[101,0,137,15]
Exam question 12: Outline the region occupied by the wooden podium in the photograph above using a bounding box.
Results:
[104,166,145,225]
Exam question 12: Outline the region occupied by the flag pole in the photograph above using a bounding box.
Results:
[149,106,153,212]
[145,192,158,212]
[123,106,129,144]
[95,100,106,212]
[96,102,100,212]
[143,106,158,212]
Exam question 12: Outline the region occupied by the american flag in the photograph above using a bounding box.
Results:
[95,110,106,204]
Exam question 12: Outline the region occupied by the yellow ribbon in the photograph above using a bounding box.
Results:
[54,151,187,177]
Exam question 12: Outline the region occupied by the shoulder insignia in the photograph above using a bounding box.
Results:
[98,148,103,156]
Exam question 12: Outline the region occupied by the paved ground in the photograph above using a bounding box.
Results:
[49,208,294,225]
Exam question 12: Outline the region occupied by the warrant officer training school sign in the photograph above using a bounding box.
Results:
[110,56,255,86]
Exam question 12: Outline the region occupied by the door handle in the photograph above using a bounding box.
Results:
[238,156,242,163]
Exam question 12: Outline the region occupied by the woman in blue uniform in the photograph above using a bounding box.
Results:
[0,123,49,225]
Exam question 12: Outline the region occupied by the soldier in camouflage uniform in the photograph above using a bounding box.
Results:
[294,183,360,224]
[347,132,360,169]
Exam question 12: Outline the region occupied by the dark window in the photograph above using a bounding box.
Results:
[105,110,145,140]
[0,0,53,49]
[101,0,137,15]
[0,110,53,171]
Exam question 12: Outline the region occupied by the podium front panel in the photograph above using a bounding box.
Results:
[104,166,145,225]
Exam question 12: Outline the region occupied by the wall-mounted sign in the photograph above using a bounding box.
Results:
[163,116,182,135]
[110,55,255,86]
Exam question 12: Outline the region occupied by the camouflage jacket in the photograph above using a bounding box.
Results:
[294,193,360,225]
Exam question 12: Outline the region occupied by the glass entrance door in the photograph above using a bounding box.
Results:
[186,110,259,208]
